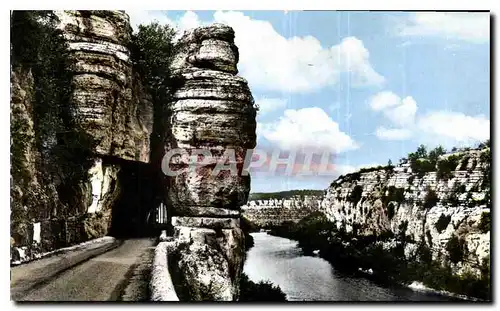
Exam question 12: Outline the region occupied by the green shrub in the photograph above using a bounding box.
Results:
[416,242,432,263]
[480,150,491,164]
[445,192,460,206]
[459,155,470,171]
[446,235,465,264]
[406,145,446,178]
[435,214,451,233]
[458,184,466,193]
[469,159,477,171]
[478,212,490,234]
[387,202,395,220]
[390,186,405,203]
[411,158,435,178]
[425,230,433,248]
[445,182,463,206]
[348,185,364,205]
[239,273,287,301]
[479,151,491,191]
[423,188,439,210]
[437,155,461,180]
[428,145,447,164]
[345,172,361,182]
[398,220,409,241]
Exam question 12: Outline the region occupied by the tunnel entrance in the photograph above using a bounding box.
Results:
[107,158,167,238]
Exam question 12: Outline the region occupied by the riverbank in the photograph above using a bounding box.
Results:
[244,232,460,301]
[406,281,482,302]
[266,212,490,301]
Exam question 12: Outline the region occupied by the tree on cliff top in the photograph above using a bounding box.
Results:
[428,145,446,163]
[11,11,95,190]
[130,22,176,99]
[130,22,176,165]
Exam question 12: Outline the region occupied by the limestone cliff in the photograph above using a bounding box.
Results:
[319,147,491,278]
[55,10,152,162]
[242,196,322,227]
[165,24,257,301]
[11,11,254,301]
[10,10,154,262]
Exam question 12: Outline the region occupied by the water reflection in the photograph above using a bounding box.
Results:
[243,232,455,302]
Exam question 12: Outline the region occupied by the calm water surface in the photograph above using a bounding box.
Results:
[243,232,457,302]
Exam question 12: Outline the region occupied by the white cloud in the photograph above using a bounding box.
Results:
[397,12,489,44]
[385,96,417,127]
[375,127,413,140]
[127,10,203,37]
[369,91,402,111]
[417,111,490,143]
[212,11,384,93]
[127,10,175,32]
[369,91,417,126]
[255,98,287,115]
[369,91,489,144]
[177,11,202,32]
[126,10,384,93]
[259,107,358,153]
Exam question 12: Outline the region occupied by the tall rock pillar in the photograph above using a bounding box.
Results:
[165,24,257,301]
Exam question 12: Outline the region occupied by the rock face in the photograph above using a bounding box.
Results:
[10,66,53,252]
[55,10,153,162]
[319,148,491,277]
[12,12,255,301]
[242,196,322,227]
[10,10,153,263]
[166,24,256,301]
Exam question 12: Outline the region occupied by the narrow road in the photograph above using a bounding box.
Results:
[11,238,156,302]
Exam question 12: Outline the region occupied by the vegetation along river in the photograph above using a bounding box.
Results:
[243,232,459,302]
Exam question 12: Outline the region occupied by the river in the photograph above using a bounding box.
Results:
[243,232,457,302]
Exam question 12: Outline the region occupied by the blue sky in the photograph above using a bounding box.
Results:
[128,11,490,192]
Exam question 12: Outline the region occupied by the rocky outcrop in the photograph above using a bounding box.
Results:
[242,196,322,227]
[10,66,52,251]
[10,10,154,262]
[55,10,152,162]
[12,12,255,301]
[165,24,256,301]
[319,148,491,277]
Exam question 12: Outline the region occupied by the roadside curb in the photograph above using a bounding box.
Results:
[150,233,179,301]
[11,236,118,267]
[11,237,121,301]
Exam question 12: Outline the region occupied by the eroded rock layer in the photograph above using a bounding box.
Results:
[11,10,154,263]
[320,148,491,278]
[166,24,256,301]
[242,196,322,227]
[55,10,152,162]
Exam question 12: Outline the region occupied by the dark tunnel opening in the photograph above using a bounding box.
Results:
[106,158,168,239]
